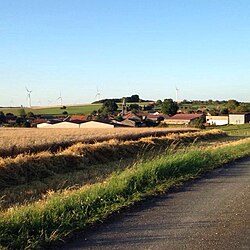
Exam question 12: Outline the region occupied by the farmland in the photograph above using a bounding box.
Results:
[0,104,103,116]
[0,101,152,116]
[0,126,250,249]
[0,127,199,157]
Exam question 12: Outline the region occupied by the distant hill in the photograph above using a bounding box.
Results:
[92,95,154,104]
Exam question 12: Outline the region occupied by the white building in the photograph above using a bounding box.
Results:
[37,121,80,128]
[229,113,250,124]
[37,123,53,128]
[80,121,114,128]
[206,116,229,126]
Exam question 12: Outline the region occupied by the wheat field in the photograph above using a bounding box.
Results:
[0,127,198,157]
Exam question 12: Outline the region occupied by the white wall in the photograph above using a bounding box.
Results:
[37,123,53,128]
[80,121,114,128]
[206,116,228,126]
[229,115,245,124]
[38,122,80,128]
[51,122,80,128]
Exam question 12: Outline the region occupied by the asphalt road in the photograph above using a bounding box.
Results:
[63,157,250,250]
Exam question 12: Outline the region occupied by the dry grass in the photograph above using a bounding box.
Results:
[0,127,198,157]
[0,129,227,210]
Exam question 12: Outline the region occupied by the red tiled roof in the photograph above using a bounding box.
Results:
[69,115,87,122]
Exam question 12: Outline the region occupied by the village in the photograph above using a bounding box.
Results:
[1,97,250,129]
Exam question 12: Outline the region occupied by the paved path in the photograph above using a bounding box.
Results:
[63,158,250,250]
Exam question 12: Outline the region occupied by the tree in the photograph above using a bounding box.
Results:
[100,100,118,113]
[235,105,249,113]
[130,94,140,102]
[161,99,178,115]
[128,104,141,113]
[227,99,239,112]
[191,116,205,129]
[18,109,26,118]
[220,108,229,115]
[0,111,5,124]
[26,112,35,118]
[155,100,162,106]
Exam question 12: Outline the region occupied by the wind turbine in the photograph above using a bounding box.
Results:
[25,87,32,108]
[57,92,63,106]
[47,99,52,106]
[175,86,179,103]
[95,87,101,101]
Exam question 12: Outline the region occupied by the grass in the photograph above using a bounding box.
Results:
[0,130,226,211]
[219,123,250,137]
[0,134,250,249]
[0,101,152,116]
[0,127,198,157]
[0,104,102,116]
[0,130,226,190]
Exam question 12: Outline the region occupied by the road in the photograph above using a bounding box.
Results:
[63,157,250,250]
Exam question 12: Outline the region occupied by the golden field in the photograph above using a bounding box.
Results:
[0,129,227,210]
[0,127,198,157]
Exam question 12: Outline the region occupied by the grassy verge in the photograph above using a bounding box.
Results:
[219,123,250,137]
[1,137,250,249]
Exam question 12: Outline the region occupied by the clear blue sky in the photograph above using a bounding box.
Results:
[0,0,250,106]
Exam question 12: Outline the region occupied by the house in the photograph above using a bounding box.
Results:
[122,112,143,122]
[164,114,204,125]
[206,115,229,126]
[146,113,168,122]
[229,113,250,124]
[69,115,88,123]
[120,119,137,127]
[146,113,169,126]
[80,121,114,128]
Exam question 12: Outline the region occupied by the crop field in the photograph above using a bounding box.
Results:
[0,127,199,157]
[1,127,249,249]
[0,104,103,116]
[0,102,152,116]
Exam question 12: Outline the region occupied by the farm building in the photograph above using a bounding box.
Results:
[164,114,204,125]
[37,123,53,128]
[120,119,137,127]
[206,116,229,126]
[37,121,80,128]
[229,113,250,124]
[80,121,114,128]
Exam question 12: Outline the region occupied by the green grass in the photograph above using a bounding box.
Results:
[1,138,250,249]
[219,124,250,137]
[0,101,152,116]
[0,104,102,116]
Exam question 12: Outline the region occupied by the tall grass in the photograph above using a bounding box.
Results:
[1,137,250,249]
[0,127,198,158]
[0,130,226,189]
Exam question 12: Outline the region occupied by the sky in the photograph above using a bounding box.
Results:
[0,0,250,107]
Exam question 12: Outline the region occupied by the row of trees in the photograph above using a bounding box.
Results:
[90,98,179,119]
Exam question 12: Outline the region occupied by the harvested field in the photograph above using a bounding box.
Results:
[0,127,198,158]
[0,129,227,210]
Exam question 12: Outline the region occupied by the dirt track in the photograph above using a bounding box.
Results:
[64,157,250,250]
